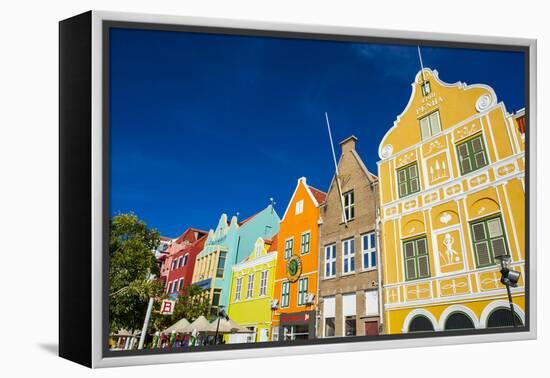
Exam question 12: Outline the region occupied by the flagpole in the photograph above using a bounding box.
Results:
[417,46,426,83]
[138,297,154,349]
[325,112,348,226]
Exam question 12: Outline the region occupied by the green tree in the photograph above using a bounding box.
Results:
[150,285,211,333]
[109,212,162,333]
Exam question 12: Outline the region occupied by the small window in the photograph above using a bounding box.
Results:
[421,80,431,96]
[419,110,441,140]
[166,282,172,293]
[246,273,254,298]
[297,277,308,305]
[295,200,304,215]
[177,256,183,268]
[284,238,293,260]
[325,318,335,337]
[470,215,509,268]
[325,244,336,278]
[281,281,290,308]
[362,232,376,270]
[259,270,268,296]
[403,236,430,280]
[255,242,263,257]
[183,254,188,266]
[457,134,489,175]
[216,251,227,278]
[235,277,243,301]
[397,163,420,198]
[300,232,311,254]
[343,191,355,221]
[178,278,184,291]
[345,316,356,336]
[342,238,355,274]
[212,288,221,307]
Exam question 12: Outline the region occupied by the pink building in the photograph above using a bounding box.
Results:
[158,228,208,295]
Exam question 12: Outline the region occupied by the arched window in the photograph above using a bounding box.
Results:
[408,315,435,333]
[444,312,475,331]
[487,308,523,328]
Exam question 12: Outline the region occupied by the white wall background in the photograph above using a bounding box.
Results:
[0,0,546,376]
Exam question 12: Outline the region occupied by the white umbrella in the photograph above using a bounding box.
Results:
[181,316,212,334]
[209,318,253,334]
[161,318,190,335]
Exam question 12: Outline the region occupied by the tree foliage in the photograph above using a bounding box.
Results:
[150,285,212,333]
[109,212,162,333]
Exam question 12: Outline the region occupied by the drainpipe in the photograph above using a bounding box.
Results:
[373,182,385,332]
[315,215,324,338]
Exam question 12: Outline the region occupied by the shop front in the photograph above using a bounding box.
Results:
[279,311,316,341]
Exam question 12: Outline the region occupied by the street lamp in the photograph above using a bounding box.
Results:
[214,306,229,344]
[495,254,521,327]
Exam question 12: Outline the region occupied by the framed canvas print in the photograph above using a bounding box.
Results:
[59,10,537,368]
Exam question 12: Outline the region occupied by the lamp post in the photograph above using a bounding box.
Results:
[214,306,229,344]
[495,254,521,327]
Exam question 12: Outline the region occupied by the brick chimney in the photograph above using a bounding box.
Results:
[339,135,358,154]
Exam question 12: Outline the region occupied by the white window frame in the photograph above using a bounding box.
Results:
[259,270,268,296]
[183,254,188,266]
[295,199,304,215]
[166,281,172,293]
[255,242,263,257]
[271,326,279,341]
[343,190,355,222]
[324,244,336,279]
[342,238,355,275]
[420,110,442,140]
[235,277,243,301]
[284,237,294,260]
[246,273,254,298]
[362,232,377,271]
[178,278,184,291]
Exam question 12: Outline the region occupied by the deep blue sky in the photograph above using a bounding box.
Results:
[109,27,525,238]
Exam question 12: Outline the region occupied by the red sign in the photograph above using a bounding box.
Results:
[160,299,175,315]
[280,311,314,324]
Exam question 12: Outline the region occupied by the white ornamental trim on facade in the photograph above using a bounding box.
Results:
[377,67,499,160]
[381,153,525,221]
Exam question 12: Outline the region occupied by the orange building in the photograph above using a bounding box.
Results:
[271,177,326,341]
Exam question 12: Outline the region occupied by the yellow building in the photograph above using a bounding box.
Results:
[378,68,526,334]
[226,235,278,343]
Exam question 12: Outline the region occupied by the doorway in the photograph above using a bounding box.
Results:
[364,321,379,336]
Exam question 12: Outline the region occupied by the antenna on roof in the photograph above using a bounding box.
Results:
[269,197,276,212]
[325,112,348,226]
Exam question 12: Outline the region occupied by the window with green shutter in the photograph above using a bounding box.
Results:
[397,163,420,198]
[456,134,489,175]
[300,232,310,254]
[281,281,290,308]
[419,110,441,140]
[297,277,308,305]
[403,236,430,281]
[470,215,509,268]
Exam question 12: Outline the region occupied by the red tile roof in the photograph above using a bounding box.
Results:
[266,233,279,253]
[308,185,327,205]
[174,227,208,244]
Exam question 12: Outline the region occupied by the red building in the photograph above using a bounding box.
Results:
[160,228,208,295]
